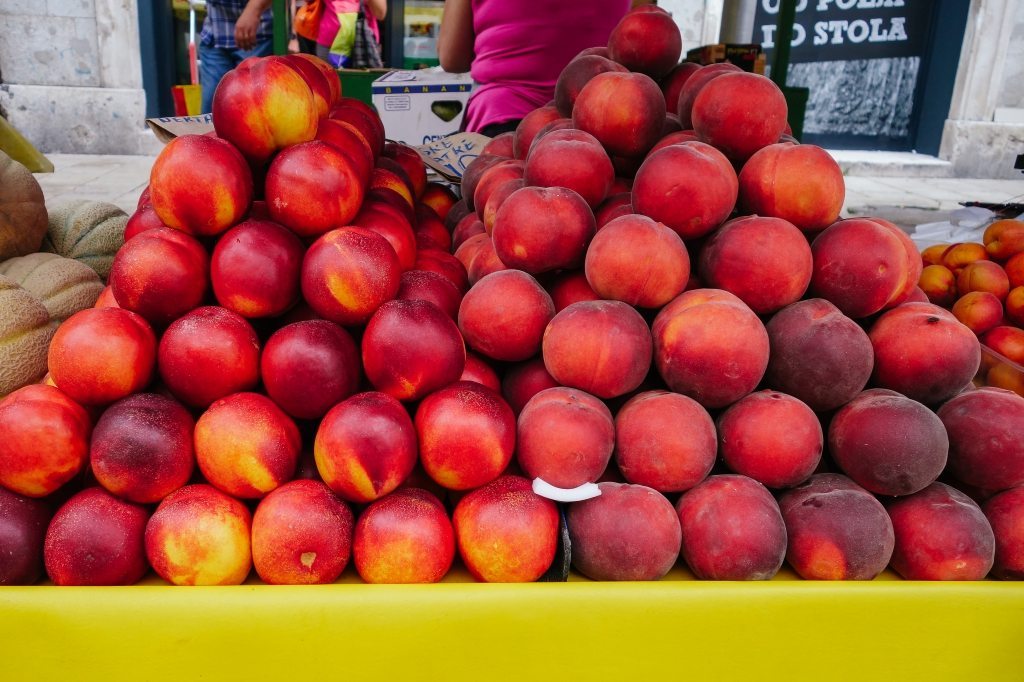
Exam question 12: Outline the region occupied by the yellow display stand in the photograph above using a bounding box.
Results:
[2,567,1022,681]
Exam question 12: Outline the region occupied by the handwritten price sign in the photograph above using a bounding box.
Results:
[415,132,491,184]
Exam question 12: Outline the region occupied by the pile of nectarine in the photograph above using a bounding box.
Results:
[1,6,1021,587]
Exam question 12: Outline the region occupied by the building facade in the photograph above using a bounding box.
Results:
[0,0,1021,177]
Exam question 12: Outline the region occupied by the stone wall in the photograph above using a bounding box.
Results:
[0,0,159,155]
[995,0,1024,110]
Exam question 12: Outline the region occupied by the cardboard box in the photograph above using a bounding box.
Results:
[371,69,473,146]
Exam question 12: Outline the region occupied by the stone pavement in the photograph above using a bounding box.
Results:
[33,152,1024,233]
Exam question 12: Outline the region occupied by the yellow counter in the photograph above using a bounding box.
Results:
[2,567,1022,681]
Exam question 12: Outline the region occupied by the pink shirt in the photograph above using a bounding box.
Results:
[317,0,380,48]
[465,0,631,132]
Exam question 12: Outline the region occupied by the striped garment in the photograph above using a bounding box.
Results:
[199,0,273,49]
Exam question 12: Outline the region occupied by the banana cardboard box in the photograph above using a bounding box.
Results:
[371,68,473,146]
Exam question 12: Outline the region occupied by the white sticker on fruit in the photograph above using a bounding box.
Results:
[532,478,602,502]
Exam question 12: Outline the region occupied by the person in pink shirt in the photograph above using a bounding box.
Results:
[316,0,387,67]
[438,0,632,136]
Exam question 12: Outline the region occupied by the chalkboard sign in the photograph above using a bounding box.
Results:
[754,0,933,63]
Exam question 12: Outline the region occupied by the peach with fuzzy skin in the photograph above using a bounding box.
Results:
[492,186,596,275]
[458,270,555,362]
[266,141,365,239]
[830,389,948,496]
[315,118,374,182]
[513,106,562,159]
[676,62,743,128]
[352,202,417,272]
[157,306,260,409]
[301,227,401,326]
[353,488,455,584]
[676,474,787,580]
[314,391,418,504]
[361,299,466,402]
[779,474,895,580]
[145,484,252,586]
[482,179,526,235]
[567,482,681,581]
[632,142,738,240]
[718,390,822,489]
[261,321,360,421]
[548,270,601,312]
[939,387,1024,492]
[48,307,156,406]
[572,71,666,159]
[473,160,525,219]
[983,486,1024,579]
[516,386,614,488]
[454,475,559,583]
[810,218,919,318]
[652,289,769,409]
[213,56,317,164]
[542,300,652,399]
[738,143,845,233]
[594,192,634,229]
[918,264,958,307]
[416,381,516,491]
[554,55,628,116]
[942,242,989,272]
[211,219,304,319]
[109,226,209,326]
[887,482,995,581]
[195,392,301,499]
[869,302,980,404]
[454,232,508,286]
[952,291,1004,335]
[585,214,690,308]
[452,213,486,249]
[984,326,1024,364]
[615,390,716,493]
[501,359,560,416]
[764,298,873,412]
[660,62,702,117]
[608,8,681,79]
[699,215,812,315]
[693,72,788,162]
[481,132,515,158]
[44,487,149,586]
[422,182,459,221]
[956,260,1010,300]
[396,269,463,320]
[0,384,91,498]
[648,129,701,155]
[525,129,615,208]
[0,486,51,584]
[149,134,253,236]
[461,155,505,210]
[90,393,195,504]
[460,353,501,391]
[252,479,354,584]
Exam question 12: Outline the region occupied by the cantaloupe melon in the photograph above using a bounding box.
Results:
[0,151,48,261]
[0,252,104,322]
[43,200,128,280]
[0,275,58,397]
